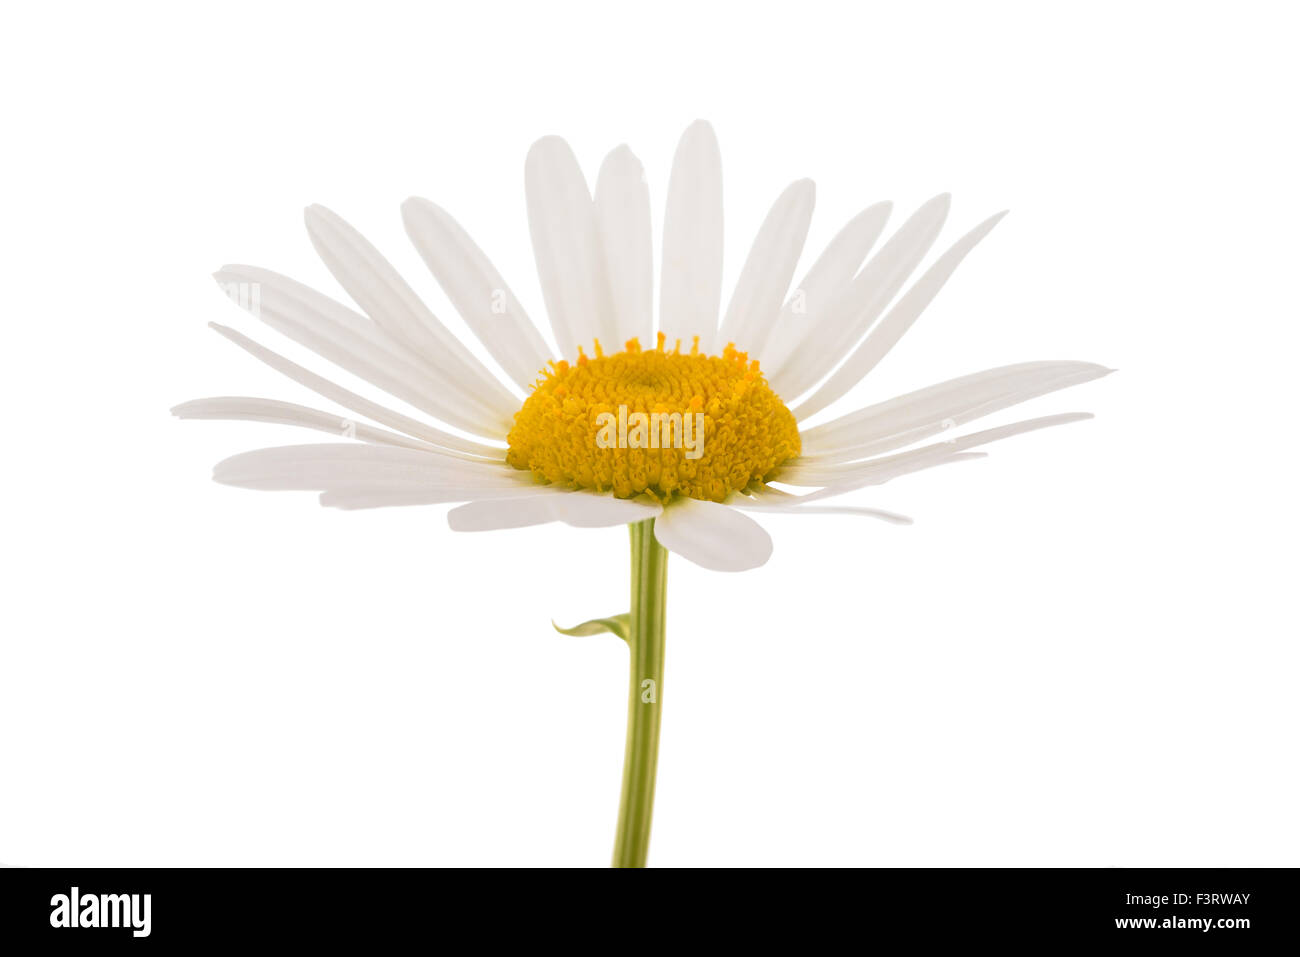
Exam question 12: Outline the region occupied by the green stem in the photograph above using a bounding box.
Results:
[612,518,667,868]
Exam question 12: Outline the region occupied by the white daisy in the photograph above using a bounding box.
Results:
[175,120,1109,867]
[176,120,1109,572]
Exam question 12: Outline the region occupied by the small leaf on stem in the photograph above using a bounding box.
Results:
[552,614,631,642]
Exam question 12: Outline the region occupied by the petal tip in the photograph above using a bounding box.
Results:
[678,119,720,152]
[981,209,1010,230]
[303,203,339,233]
[527,134,574,161]
[400,195,431,215]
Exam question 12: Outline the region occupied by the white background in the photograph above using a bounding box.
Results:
[2,1,1296,867]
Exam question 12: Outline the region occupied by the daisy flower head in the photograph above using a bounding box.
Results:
[175,120,1110,865]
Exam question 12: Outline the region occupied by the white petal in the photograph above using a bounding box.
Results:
[777,194,950,401]
[303,205,518,428]
[213,267,507,441]
[595,145,654,349]
[799,361,1112,460]
[795,211,1008,421]
[447,490,662,532]
[781,412,1092,488]
[556,492,662,527]
[717,179,816,358]
[778,452,989,493]
[208,322,503,459]
[764,201,893,385]
[215,263,406,355]
[401,197,552,391]
[447,493,568,531]
[212,443,526,492]
[659,120,724,354]
[525,136,615,359]
[653,498,773,572]
[732,488,913,525]
[172,397,432,450]
[321,484,554,511]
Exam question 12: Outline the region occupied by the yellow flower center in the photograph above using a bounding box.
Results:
[507,334,801,502]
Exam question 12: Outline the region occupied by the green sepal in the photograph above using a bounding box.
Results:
[552,613,631,642]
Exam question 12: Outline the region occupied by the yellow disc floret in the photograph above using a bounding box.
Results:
[506,334,801,502]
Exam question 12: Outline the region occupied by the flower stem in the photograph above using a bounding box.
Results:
[612,518,667,868]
